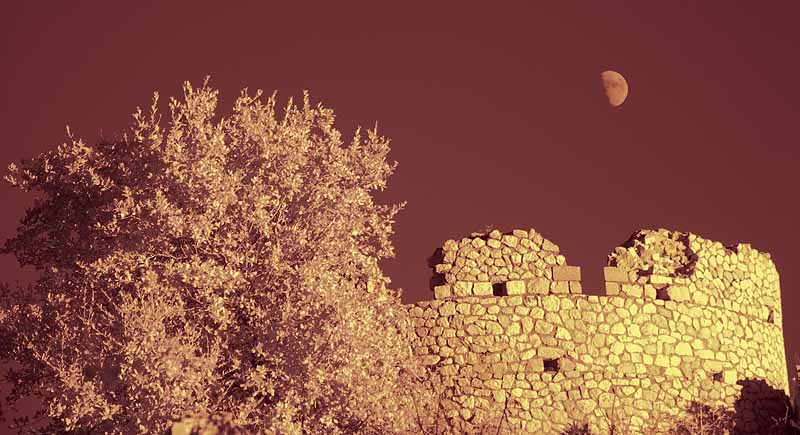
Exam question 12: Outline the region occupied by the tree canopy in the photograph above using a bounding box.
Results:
[0,79,425,434]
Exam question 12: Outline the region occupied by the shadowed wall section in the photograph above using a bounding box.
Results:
[407,228,790,434]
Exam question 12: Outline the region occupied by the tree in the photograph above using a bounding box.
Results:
[0,79,427,434]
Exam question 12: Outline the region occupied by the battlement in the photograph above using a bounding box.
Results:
[428,228,781,325]
[410,227,789,434]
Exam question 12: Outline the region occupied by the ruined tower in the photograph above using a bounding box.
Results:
[408,228,790,434]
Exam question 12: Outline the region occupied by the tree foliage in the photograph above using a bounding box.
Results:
[0,79,425,434]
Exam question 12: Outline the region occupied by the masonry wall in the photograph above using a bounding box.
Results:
[409,228,790,434]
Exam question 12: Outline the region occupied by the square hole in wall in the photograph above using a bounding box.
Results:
[543,358,560,372]
[655,285,671,301]
[712,372,723,382]
[492,282,507,296]
[430,273,446,289]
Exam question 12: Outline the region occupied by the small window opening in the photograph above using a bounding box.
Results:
[543,358,560,372]
[767,309,774,324]
[655,285,671,301]
[712,372,723,382]
[427,248,447,290]
[492,282,507,296]
[430,273,446,289]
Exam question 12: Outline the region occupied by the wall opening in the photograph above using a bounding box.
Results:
[582,266,605,296]
[492,282,507,296]
[543,358,560,372]
[712,372,723,382]
[427,248,446,290]
[767,308,774,324]
[430,274,446,289]
[655,285,671,301]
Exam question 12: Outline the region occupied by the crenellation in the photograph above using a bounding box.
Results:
[411,227,791,434]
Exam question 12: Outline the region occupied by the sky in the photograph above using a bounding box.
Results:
[2,0,799,419]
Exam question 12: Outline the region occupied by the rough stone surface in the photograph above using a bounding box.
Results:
[553,265,581,281]
[603,266,630,283]
[416,227,790,435]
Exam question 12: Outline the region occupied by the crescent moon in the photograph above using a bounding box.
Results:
[601,70,629,107]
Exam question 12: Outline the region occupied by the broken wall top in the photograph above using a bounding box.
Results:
[427,227,782,324]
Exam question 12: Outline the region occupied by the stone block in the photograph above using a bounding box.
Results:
[535,320,555,334]
[675,342,693,356]
[439,302,457,317]
[434,263,452,273]
[527,278,550,294]
[538,346,562,359]
[453,281,473,297]
[506,280,526,295]
[473,282,493,296]
[550,281,569,294]
[561,358,577,372]
[598,392,615,408]
[665,367,683,377]
[456,303,471,315]
[692,290,709,305]
[524,358,543,373]
[492,390,506,403]
[553,265,581,281]
[621,284,643,297]
[666,285,690,302]
[650,275,673,285]
[541,239,559,252]
[501,234,518,247]
[434,285,452,299]
[603,266,630,283]
[521,317,534,333]
[575,399,596,415]
[605,282,620,295]
[569,281,582,294]
[723,370,738,384]
[542,295,561,312]
[507,295,522,306]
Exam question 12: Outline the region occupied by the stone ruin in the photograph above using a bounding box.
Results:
[408,227,793,434]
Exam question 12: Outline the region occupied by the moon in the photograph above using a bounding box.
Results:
[601,70,628,107]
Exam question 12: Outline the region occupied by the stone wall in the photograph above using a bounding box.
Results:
[409,228,791,434]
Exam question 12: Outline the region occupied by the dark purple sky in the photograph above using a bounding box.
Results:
[2,0,799,419]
